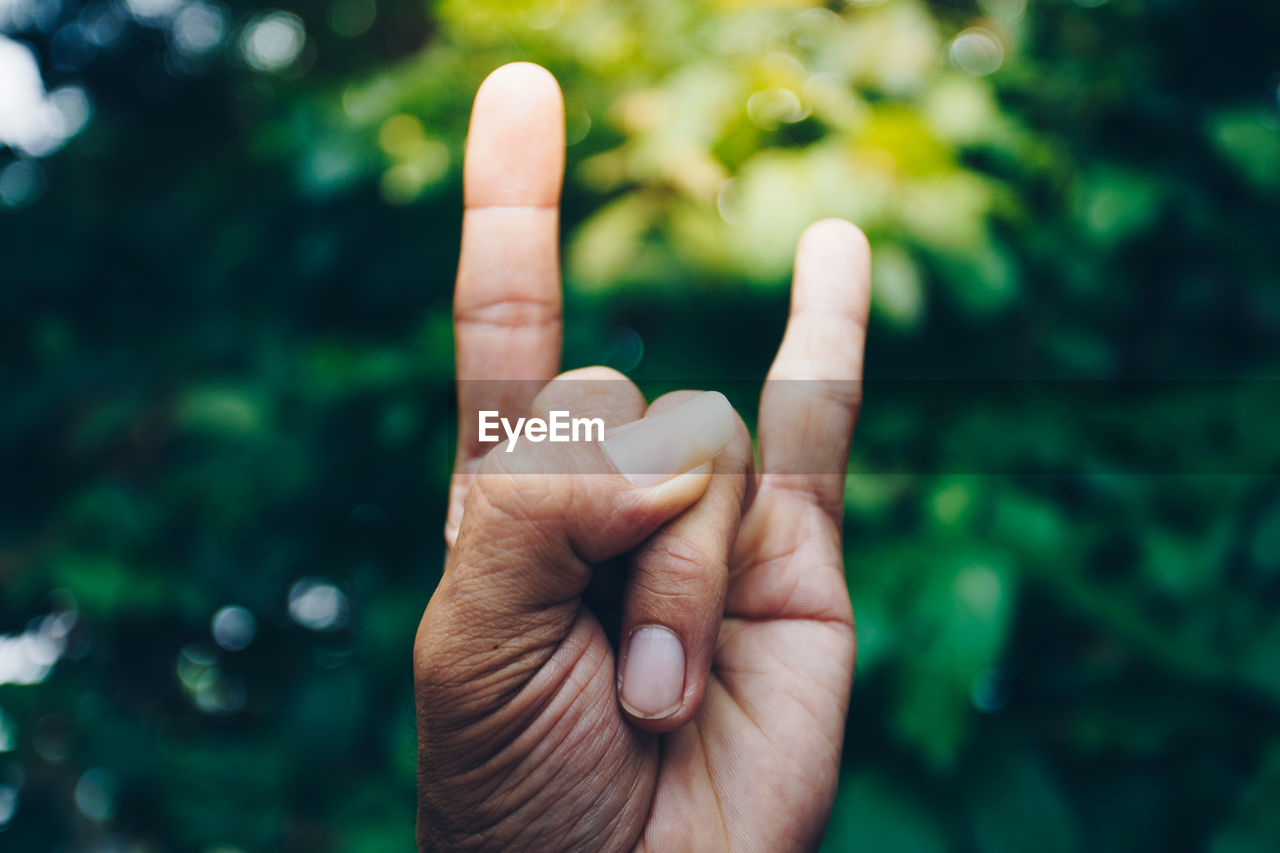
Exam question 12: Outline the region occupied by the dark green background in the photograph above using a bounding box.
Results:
[3,0,1280,850]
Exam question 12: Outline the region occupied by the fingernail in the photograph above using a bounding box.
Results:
[620,626,686,719]
[602,391,735,486]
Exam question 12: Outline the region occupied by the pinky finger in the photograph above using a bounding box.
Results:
[757,219,871,523]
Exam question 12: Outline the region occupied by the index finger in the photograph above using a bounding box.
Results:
[454,62,565,461]
[447,64,565,544]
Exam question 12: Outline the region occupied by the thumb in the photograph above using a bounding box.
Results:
[415,391,736,713]
[459,390,736,593]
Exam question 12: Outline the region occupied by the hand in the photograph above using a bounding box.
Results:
[415,63,871,852]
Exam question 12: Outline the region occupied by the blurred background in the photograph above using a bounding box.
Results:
[3,0,1280,849]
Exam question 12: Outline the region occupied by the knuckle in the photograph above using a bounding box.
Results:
[471,453,569,525]
[636,534,721,599]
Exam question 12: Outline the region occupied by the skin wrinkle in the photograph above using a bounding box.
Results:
[637,533,710,575]
[455,504,551,562]
[729,498,843,573]
[473,473,568,526]
[454,294,560,314]
[458,279,563,312]
[420,585,569,673]
[600,743,657,853]
[563,500,634,569]
[463,605,588,725]
[765,402,845,452]
[464,202,561,211]
[533,711,641,847]
[419,681,543,788]
[696,698,753,849]
[673,724,729,852]
[419,646,540,722]
[454,304,563,333]
[716,611,856,634]
[423,636,553,728]
[742,566,848,624]
[727,558,851,624]
[766,670,846,761]
[420,765,521,850]
[742,648,849,758]
[755,480,844,532]
[450,503,590,610]
[451,552,581,617]
[637,722,719,853]
[416,609,576,778]
[420,620,604,844]
[633,764,662,853]
[628,573,716,606]
[491,621,646,851]
[696,721,735,853]
[700,679,759,765]
[476,448,661,546]
[710,732,803,849]
[442,570,565,631]
[518,627,612,765]
[767,371,863,415]
[496,650,616,844]
[767,355,863,388]
[757,470,848,529]
[455,321,559,343]
[709,632,849,756]
[631,538,721,604]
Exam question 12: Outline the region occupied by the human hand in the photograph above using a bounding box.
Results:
[415,63,871,852]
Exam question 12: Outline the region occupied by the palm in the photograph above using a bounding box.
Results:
[648,487,854,849]
[491,485,852,850]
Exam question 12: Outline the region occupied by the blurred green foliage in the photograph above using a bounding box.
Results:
[3,0,1280,850]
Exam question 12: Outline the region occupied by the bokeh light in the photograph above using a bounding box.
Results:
[287,579,349,632]
[239,10,305,73]
[949,28,1003,77]
[0,35,91,156]
[171,2,229,57]
[73,768,119,822]
[210,605,256,651]
[0,610,75,686]
[746,87,806,129]
[0,784,17,828]
[176,644,247,715]
[328,0,376,38]
[0,158,43,208]
[80,3,128,48]
[716,177,743,226]
[125,0,183,24]
[978,0,1026,25]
